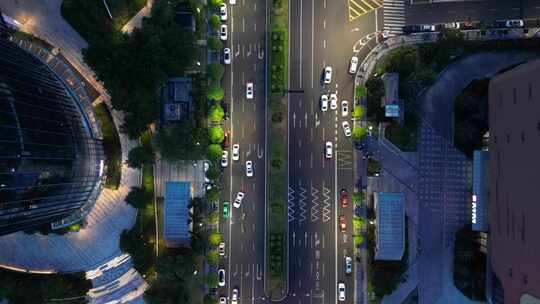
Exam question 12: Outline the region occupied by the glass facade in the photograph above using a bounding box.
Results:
[0,19,104,235]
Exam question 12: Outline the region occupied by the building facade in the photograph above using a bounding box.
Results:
[488,59,540,303]
[0,17,104,235]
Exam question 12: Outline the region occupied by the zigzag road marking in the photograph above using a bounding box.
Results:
[298,180,307,224]
[311,181,320,222]
[288,186,295,223]
[337,150,353,169]
[322,182,331,223]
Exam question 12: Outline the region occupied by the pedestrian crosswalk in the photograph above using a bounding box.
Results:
[348,0,382,22]
[383,0,406,36]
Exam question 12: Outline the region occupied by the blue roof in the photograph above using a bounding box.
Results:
[164,181,190,247]
[375,192,405,261]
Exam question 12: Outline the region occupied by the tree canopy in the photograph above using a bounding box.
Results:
[207,144,223,162]
[207,63,225,81]
[208,104,225,122]
[127,146,155,168]
[154,122,208,161]
[207,84,225,101]
[209,126,225,144]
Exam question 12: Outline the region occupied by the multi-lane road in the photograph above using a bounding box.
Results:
[219,0,268,303]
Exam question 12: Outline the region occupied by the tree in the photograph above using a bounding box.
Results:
[208,211,219,225]
[352,192,364,206]
[125,187,152,209]
[206,165,221,181]
[205,187,220,202]
[127,146,155,168]
[208,104,225,122]
[209,14,221,30]
[207,251,219,266]
[208,232,221,246]
[207,63,225,81]
[209,0,224,7]
[353,235,364,247]
[207,273,219,288]
[353,216,365,230]
[208,36,222,51]
[207,84,225,101]
[352,105,365,119]
[356,85,367,99]
[352,126,367,141]
[209,126,225,144]
[207,144,223,162]
[154,122,208,161]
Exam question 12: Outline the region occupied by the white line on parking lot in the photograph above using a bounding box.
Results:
[323,39,326,49]
[323,19,326,29]
[242,17,245,32]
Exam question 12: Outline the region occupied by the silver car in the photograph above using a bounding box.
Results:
[341,121,352,137]
[323,66,332,84]
[245,160,254,177]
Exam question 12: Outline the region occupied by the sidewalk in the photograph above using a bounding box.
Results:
[121,0,155,34]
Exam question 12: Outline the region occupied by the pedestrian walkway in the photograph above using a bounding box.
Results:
[348,0,382,22]
[382,0,406,36]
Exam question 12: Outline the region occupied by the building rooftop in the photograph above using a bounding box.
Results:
[163,181,190,248]
[374,192,405,261]
[161,77,192,122]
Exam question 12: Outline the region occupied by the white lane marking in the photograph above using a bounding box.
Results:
[311,0,314,89]
[254,22,257,31]
[300,0,303,86]
[323,19,326,29]
[242,17,245,32]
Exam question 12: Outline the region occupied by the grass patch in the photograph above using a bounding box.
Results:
[61,0,146,43]
[93,103,121,189]
[0,269,90,303]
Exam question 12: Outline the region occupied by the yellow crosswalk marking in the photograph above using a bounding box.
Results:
[348,0,382,22]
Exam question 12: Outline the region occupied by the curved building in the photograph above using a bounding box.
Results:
[0,17,104,235]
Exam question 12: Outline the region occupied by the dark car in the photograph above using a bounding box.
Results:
[222,131,230,148]
[221,101,230,120]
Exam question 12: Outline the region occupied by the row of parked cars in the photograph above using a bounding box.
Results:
[403,19,525,34]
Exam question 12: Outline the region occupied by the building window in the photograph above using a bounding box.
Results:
[528,83,532,100]
[513,88,517,104]
[521,132,525,141]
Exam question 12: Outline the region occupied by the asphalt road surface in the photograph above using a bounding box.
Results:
[285,1,375,303]
[219,0,268,303]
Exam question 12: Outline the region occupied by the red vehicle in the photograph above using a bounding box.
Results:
[223,131,230,148]
[339,215,347,232]
[340,189,349,208]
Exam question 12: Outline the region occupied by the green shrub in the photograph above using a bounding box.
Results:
[127,146,155,168]
[209,14,221,30]
[207,63,225,81]
[207,251,219,266]
[208,36,223,51]
[352,126,367,142]
[209,126,225,144]
[208,104,225,122]
[207,144,223,162]
[209,232,221,246]
[352,105,365,119]
[207,84,224,101]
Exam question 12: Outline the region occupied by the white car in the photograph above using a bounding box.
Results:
[320,94,328,111]
[381,30,390,39]
[325,141,333,159]
[330,93,338,110]
[232,144,240,161]
[223,48,231,65]
[506,19,524,28]
[341,100,349,117]
[421,24,436,31]
[338,282,346,301]
[218,269,226,287]
[245,160,254,177]
[349,56,358,74]
[233,191,245,208]
[342,121,352,137]
[221,150,229,168]
[218,242,225,256]
[220,24,228,41]
[204,161,210,183]
[219,297,227,304]
[246,82,254,99]
[345,256,353,274]
[231,288,239,304]
[444,22,460,29]
[220,3,227,21]
[323,66,332,84]
[229,0,236,4]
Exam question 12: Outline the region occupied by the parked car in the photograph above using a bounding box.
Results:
[219,297,227,304]
[223,47,231,65]
[323,66,332,84]
[330,93,338,110]
[223,201,230,219]
[325,141,333,159]
[338,282,346,301]
[246,82,254,99]
[341,121,352,137]
[218,242,226,256]
[220,3,227,21]
[340,189,349,208]
[320,94,329,111]
[223,131,230,148]
[233,191,245,208]
[505,19,524,28]
[218,269,226,287]
[245,160,254,177]
[345,256,353,274]
[221,101,230,120]
[349,56,358,74]
[380,30,390,39]
[341,100,349,117]
[232,144,240,161]
[221,150,229,167]
[339,215,347,232]
[220,24,228,40]
[444,22,460,29]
